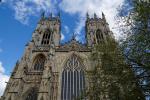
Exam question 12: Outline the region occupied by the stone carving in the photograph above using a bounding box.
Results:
[56,38,91,52]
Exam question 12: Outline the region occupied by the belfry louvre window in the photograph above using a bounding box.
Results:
[25,88,38,100]
[41,30,52,45]
[61,54,85,100]
[96,29,104,43]
[33,54,45,71]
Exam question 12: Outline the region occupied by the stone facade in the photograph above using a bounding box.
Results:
[1,12,113,100]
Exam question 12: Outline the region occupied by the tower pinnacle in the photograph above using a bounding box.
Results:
[94,13,97,19]
[102,12,106,22]
[41,11,45,19]
[86,12,89,19]
[72,33,77,40]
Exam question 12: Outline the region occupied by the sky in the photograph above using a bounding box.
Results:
[0,0,130,96]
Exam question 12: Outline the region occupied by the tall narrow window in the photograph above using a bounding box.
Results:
[41,30,52,45]
[40,96,44,100]
[96,29,104,43]
[61,54,85,100]
[8,96,11,100]
[33,54,45,71]
[25,88,37,100]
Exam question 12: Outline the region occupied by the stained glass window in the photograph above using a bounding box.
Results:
[61,54,85,100]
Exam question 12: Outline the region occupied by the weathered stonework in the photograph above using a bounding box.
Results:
[1,13,113,100]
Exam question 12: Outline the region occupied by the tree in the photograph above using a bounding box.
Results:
[86,38,145,100]
[119,0,150,97]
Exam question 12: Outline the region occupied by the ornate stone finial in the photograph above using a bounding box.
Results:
[16,60,19,66]
[72,33,77,40]
[41,11,45,19]
[58,12,60,17]
[86,12,89,19]
[102,12,106,21]
[50,12,52,18]
[94,13,97,19]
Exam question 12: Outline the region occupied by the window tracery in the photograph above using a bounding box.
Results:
[33,54,45,71]
[61,54,85,100]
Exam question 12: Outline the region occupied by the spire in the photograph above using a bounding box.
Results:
[86,12,89,19]
[94,13,97,19]
[102,12,106,22]
[72,33,76,40]
[41,11,45,19]
[58,12,60,18]
[49,12,52,18]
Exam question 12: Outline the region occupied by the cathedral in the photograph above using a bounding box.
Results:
[1,12,113,100]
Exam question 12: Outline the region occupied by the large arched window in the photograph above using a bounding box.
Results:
[61,54,85,100]
[41,30,52,45]
[33,54,46,71]
[25,88,37,100]
[96,29,104,43]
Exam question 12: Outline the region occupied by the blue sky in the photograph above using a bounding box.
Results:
[0,0,129,96]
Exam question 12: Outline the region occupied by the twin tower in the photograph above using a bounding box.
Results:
[1,12,113,100]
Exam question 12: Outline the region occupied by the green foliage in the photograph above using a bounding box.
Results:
[120,0,150,97]
[86,38,145,100]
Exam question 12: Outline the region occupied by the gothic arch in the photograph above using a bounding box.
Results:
[62,54,85,71]
[64,54,85,71]
[96,29,104,43]
[61,54,85,100]
[32,54,46,71]
[24,88,38,100]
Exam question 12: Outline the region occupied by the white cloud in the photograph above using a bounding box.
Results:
[0,62,10,96]
[5,0,57,24]
[74,17,85,34]
[61,33,65,40]
[60,0,125,40]
[0,62,5,73]
[4,0,125,40]
[64,25,69,34]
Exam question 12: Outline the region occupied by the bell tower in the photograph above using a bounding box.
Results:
[1,13,61,100]
[32,12,61,47]
[85,12,113,46]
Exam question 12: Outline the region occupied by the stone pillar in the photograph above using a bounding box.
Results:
[38,63,52,100]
